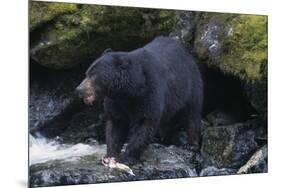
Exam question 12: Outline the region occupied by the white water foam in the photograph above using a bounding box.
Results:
[29,134,105,165]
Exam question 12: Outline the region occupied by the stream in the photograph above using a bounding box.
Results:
[29,134,105,165]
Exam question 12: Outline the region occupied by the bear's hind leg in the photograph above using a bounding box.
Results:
[180,106,202,151]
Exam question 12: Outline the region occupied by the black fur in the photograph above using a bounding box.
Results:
[77,36,203,165]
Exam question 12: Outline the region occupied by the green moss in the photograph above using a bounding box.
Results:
[30,3,176,69]
[29,1,77,30]
[195,13,267,82]
[221,15,268,82]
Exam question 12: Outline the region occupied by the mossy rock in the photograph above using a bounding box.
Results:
[30,2,176,69]
[194,13,268,83]
[221,15,268,82]
[201,122,259,168]
[29,1,78,30]
[193,13,267,117]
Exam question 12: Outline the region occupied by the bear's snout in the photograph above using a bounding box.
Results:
[76,78,97,105]
[75,86,84,98]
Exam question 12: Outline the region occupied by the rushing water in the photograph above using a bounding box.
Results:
[29,134,105,165]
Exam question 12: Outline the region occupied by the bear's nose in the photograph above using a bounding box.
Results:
[75,86,83,98]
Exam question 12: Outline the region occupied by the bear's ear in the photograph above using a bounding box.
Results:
[102,48,113,55]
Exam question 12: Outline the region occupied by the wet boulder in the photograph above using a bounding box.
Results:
[200,166,236,177]
[29,64,104,140]
[201,121,262,168]
[237,144,268,174]
[29,144,198,187]
[29,65,81,132]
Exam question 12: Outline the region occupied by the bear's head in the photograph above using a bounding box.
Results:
[76,50,145,105]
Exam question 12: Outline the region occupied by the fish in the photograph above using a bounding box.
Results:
[101,157,135,176]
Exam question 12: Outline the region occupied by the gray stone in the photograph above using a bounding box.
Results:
[244,81,268,119]
[237,144,268,174]
[171,11,201,48]
[206,110,240,126]
[29,69,104,141]
[194,18,224,61]
[191,13,268,118]
[29,144,199,187]
[200,166,236,177]
[201,122,260,168]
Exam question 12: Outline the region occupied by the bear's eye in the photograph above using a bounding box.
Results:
[115,58,131,69]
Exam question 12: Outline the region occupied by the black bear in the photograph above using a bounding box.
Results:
[76,36,203,165]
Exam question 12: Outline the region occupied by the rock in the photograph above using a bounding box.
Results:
[58,104,105,144]
[244,81,268,119]
[201,119,212,129]
[30,2,176,69]
[201,121,262,168]
[29,83,72,131]
[29,144,198,187]
[191,13,267,117]
[29,2,78,30]
[194,13,267,82]
[194,15,223,61]
[205,110,240,126]
[171,11,201,48]
[200,166,236,176]
[30,91,105,143]
[29,66,80,131]
[29,64,104,141]
[237,144,268,174]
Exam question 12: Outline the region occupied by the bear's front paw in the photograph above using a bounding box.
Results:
[119,153,139,166]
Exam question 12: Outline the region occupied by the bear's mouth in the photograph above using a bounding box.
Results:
[83,93,96,105]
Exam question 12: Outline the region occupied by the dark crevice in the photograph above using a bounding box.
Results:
[200,63,257,120]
